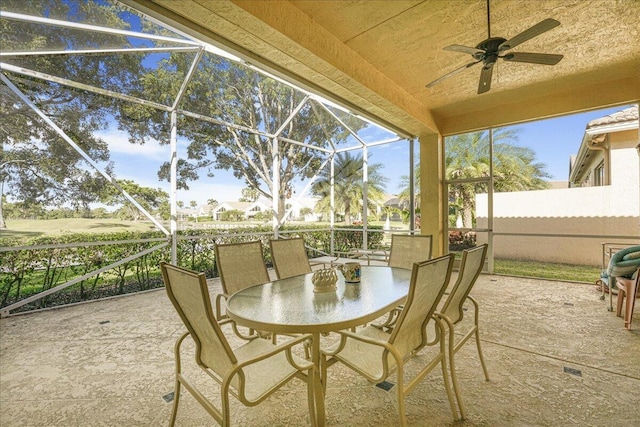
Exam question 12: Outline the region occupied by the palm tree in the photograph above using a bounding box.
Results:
[397,164,420,213]
[445,127,550,228]
[311,152,388,225]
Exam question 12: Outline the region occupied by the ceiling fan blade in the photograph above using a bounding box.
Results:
[477,65,493,94]
[503,52,563,65]
[443,44,484,56]
[498,18,561,51]
[426,60,481,88]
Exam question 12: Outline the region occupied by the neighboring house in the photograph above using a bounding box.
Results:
[211,200,270,220]
[210,197,322,222]
[195,204,215,217]
[569,105,639,188]
[380,194,404,221]
[288,197,321,222]
[476,105,639,266]
[176,208,192,221]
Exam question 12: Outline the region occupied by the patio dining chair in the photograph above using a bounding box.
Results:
[387,234,433,270]
[160,262,319,427]
[321,254,462,425]
[374,233,434,329]
[270,237,312,279]
[214,240,271,339]
[437,244,489,419]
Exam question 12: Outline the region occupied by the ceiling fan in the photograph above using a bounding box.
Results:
[426,0,563,94]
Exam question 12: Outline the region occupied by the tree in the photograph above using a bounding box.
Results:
[0,0,145,228]
[445,128,550,227]
[299,207,314,220]
[100,180,169,222]
[397,164,420,221]
[219,209,244,222]
[124,51,364,225]
[311,152,388,225]
[239,187,260,202]
[2,2,368,230]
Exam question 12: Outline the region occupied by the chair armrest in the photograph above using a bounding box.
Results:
[215,293,229,320]
[235,333,315,371]
[323,329,394,357]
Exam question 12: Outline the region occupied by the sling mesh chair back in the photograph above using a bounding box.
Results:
[387,234,433,270]
[215,240,270,296]
[270,237,312,279]
[375,234,434,329]
[438,243,489,419]
[214,241,271,338]
[321,254,462,426]
[160,262,318,427]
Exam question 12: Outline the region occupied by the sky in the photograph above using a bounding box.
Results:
[508,105,633,182]
[97,3,633,204]
[101,103,634,209]
[101,122,415,208]
[6,1,632,210]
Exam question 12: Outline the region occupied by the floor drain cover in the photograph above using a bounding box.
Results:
[563,367,582,377]
[376,381,394,391]
[163,392,174,403]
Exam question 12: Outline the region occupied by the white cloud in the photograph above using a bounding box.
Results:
[97,129,168,160]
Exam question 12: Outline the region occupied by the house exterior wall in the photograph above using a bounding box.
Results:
[609,132,639,185]
[476,129,640,266]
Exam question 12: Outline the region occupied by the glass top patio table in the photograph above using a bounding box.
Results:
[225,266,412,334]
[226,266,412,426]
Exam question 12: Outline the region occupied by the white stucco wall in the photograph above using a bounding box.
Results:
[476,146,640,265]
[610,144,639,186]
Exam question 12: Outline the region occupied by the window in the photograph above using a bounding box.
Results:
[594,161,605,186]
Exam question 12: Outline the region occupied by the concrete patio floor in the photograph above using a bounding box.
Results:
[1,272,639,426]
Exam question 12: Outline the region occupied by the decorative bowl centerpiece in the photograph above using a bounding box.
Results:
[312,268,338,293]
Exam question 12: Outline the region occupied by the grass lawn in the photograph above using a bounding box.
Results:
[494,259,601,283]
[0,218,159,239]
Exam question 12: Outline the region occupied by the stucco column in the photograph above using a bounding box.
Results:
[419,133,445,257]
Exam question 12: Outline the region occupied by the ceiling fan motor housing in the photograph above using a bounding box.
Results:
[475,37,506,67]
[475,37,507,55]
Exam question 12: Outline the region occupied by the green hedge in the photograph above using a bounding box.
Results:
[0,225,384,312]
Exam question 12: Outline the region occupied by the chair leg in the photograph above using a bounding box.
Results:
[396,364,407,427]
[474,326,490,381]
[624,279,638,330]
[170,334,187,427]
[221,389,231,427]
[445,330,465,420]
[616,286,626,317]
[169,378,181,427]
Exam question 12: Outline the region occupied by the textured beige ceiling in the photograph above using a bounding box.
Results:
[129,0,640,137]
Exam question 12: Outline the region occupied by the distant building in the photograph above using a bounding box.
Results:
[379,194,404,221]
[211,201,270,220]
[569,105,639,188]
[209,197,321,221]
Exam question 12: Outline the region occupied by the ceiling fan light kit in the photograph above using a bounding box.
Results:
[426,0,563,94]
